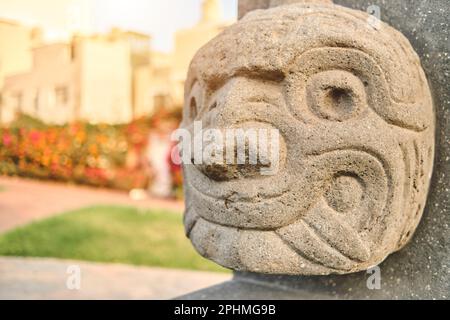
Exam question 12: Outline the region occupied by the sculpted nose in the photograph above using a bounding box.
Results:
[190,77,285,181]
[192,122,283,181]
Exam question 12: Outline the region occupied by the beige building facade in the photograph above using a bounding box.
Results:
[0,19,35,88]
[2,43,78,124]
[134,51,174,118]
[0,19,35,121]
[1,32,133,125]
[134,0,231,114]
[0,0,231,125]
[172,0,230,106]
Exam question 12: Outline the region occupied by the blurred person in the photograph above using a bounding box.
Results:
[146,119,175,198]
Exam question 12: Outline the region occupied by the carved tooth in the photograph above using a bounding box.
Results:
[183,205,199,238]
[189,218,242,270]
[277,220,357,271]
[239,230,333,275]
[303,201,371,262]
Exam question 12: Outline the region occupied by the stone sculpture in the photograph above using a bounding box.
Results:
[180,0,435,275]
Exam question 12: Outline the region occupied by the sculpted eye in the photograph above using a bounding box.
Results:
[208,101,217,111]
[324,173,364,213]
[306,70,367,122]
[186,81,204,122]
[323,88,353,116]
[190,97,198,120]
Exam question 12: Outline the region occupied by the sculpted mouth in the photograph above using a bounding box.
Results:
[196,162,274,182]
[185,163,289,203]
[184,162,301,231]
[185,148,391,232]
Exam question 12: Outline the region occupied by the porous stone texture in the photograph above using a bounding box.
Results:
[179,0,449,299]
[238,0,332,18]
[181,1,435,276]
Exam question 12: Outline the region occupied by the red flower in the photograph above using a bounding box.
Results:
[29,131,41,145]
[2,133,12,146]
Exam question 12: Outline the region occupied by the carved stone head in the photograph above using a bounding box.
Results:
[181,2,435,275]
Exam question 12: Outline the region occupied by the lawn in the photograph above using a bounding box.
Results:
[0,205,229,273]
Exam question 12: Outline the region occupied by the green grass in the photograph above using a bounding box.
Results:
[0,206,229,273]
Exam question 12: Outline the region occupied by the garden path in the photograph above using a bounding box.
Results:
[0,257,231,300]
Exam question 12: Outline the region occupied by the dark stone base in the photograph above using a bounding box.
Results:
[178,0,449,300]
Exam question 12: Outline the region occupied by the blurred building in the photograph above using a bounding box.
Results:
[134,0,231,112]
[0,20,34,91]
[134,50,174,119]
[172,0,230,106]
[0,19,43,124]
[0,0,231,125]
[1,31,134,125]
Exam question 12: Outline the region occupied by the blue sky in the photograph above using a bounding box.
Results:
[0,0,238,52]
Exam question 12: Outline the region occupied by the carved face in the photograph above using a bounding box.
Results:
[181,3,435,275]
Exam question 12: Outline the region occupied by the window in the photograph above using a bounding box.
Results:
[71,42,76,61]
[14,92,23,112]
[154,94,169,109]
[34,90,40,112]
[55,86,69,106]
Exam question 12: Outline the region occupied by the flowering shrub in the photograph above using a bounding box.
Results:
[0,113,183,195]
